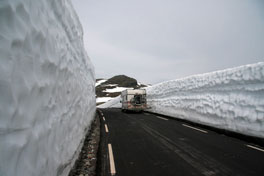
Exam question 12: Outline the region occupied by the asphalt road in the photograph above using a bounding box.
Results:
[97,108,264,176]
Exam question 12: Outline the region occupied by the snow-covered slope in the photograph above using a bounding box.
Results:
[103,86,131,93]
[96,97,115,104]
[95,75,147,105]
[147,63,264,138]
[98,96,121,108]
[95,79,107,87]
[0,1,95,176]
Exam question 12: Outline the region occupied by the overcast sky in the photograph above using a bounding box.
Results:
[72,0,264,84]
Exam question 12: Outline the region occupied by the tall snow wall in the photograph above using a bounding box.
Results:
[147,63,264,138]
[0,0,96,176]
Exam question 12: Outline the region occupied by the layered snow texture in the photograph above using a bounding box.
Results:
[0,0,95,176]
[147,63,264,138]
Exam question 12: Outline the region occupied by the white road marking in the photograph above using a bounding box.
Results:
[105,124,109,133]
[246,144,264,152]
[108,144,116,175]
[182,124,208,133]
[144,113,150,116]
[103,117,106,121]
[156,116,168,121]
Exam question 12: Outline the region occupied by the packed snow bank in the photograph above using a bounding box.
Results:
[98,96,121,108]
[147,63,264,138]
[96,97,114,104]
[0,0,95,176]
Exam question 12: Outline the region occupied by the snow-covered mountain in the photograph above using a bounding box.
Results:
[99,63,264,138]
[96,75,148,105]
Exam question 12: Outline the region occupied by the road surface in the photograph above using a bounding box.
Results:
[97,108,264,176]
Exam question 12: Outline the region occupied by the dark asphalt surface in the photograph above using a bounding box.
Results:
[97,108,264,176]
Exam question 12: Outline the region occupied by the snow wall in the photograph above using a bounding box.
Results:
[147,63,264,138]
[0,0,96,176]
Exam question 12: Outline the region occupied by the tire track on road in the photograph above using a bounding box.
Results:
[136,119,236,176]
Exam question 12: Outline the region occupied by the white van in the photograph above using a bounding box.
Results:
[121,89,147,112]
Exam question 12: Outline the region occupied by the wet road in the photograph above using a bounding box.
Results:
[97,108,264,176]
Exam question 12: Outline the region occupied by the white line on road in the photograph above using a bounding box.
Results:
[144,113,150,116]
[108,144,116,175]
[103,117,106,121]
[182,124,208,133]
[156,116,168,121]
[246,144,264,152]
[105,124,109,133]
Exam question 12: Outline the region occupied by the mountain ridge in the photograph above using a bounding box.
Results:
[96,75,148,105]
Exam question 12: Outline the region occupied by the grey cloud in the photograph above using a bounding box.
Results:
[72,0,264,84]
